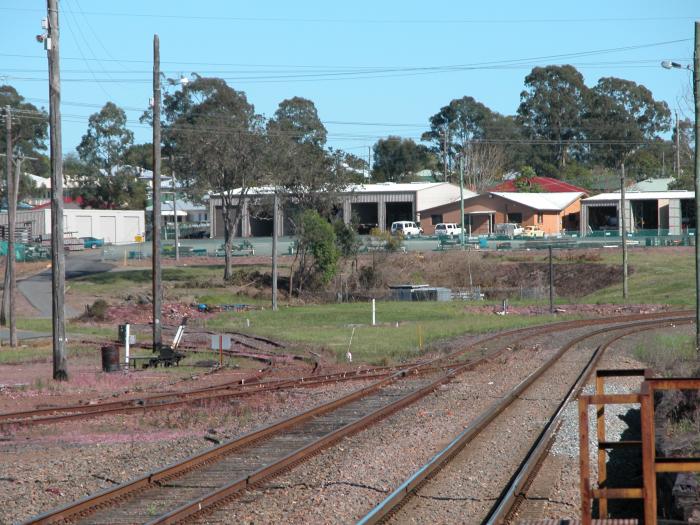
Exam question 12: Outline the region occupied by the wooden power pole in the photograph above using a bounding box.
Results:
[620,162,628,299]
[1,106,12,334]
[152,34,162,351]
[46,0,67,379]
[694,21,700,350]
[272,192,278,311]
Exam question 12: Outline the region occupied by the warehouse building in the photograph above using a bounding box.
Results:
[0,207,145,244]
[580,190,695,236]
[209,182,466,238]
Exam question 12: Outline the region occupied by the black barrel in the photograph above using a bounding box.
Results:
[101,345,120,372]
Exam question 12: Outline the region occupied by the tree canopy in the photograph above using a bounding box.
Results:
[372,136,434,182]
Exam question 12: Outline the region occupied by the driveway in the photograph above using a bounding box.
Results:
[18,251,115,318]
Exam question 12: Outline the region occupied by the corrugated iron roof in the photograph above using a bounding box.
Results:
[490,191,585,211]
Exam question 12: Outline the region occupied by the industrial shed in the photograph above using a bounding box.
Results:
[421,192,584,236]
[580,190,695,236]
[209,182,466,238]
[0,208,145,244]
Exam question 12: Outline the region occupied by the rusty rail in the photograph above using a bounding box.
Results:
[357,318,689,525]
[21,314,691,524]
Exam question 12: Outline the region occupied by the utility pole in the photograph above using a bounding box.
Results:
[620,161,628,299]
[442,126,449,182]
[549,245,554,314]
[1,106,12,333]
[46,0,67,379]
[694,20,700,350]
[6,153,20,347]
[675,110,680,177]
[152,34,162,351]
[171,156,179,262]
[271,192,278,311]
[367,146,372,180]
[459,155,465,247]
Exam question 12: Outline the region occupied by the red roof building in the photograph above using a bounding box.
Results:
[490,176,588,194]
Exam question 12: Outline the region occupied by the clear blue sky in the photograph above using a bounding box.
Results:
[1,0,698,159]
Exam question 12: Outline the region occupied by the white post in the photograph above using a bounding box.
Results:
[124,323,130,369]
[371,298,376,326]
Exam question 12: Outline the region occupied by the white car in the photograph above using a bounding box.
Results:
[434,223,463,237]
[390,221,422,237]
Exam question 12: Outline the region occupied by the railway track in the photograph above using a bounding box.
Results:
[2,311,686,430]
[358,318,690,525]
[23,313,691,525]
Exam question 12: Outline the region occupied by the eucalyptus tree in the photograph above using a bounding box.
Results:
[162,76,267,280]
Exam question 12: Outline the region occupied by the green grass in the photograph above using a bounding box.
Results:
[16,318,115,337]
[633,333,698,372]
[0,341,99,364]
[580,249,694,306]
[207,300,573,365]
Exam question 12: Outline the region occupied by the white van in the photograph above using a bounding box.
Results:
[390,221,422,237]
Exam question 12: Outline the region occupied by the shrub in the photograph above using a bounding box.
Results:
[84,299,109,321]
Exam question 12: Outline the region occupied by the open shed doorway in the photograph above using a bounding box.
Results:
[351,203,378,234]
[631,199,658,232]
[385,202,413,229]
[587,205,618,232]
[681,199,696,232]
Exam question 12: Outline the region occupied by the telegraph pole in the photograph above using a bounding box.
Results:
[271,192,278,311]
[549,245,554,314]
[1,106,11,331]
[152,34,162,351]
[6,153,20,347]
[675,110,681,176]
[46,0,67,379]
[620,161,628,299]
[459,155,465,247]
[693,20,700,350]
[442,127,449,182]
[171,156,179,262]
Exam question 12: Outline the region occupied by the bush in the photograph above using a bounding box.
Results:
[84,299,109,321]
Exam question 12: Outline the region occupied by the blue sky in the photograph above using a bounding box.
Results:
[1,1,698,159]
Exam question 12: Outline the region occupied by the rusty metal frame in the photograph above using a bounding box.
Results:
[580,372,700,525]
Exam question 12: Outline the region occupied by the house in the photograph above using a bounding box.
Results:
[421,191,585,236]
[209,182,470,238]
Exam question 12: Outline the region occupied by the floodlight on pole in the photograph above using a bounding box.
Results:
[661,60,692,71]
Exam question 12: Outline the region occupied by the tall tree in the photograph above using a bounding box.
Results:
[268,96,327,147]
[371,136,434,182]
[0,85,49,194]
[162,75,266,280]
[517,65,588,169]
[75,102,145,209]
[585,77,671,171]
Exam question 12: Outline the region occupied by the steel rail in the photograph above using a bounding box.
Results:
[22,315,688,525]
[23,319,553,525]
[0,368,398,427]
[482,322,689,525]
[356,317,690,525]
[4,310,679,428]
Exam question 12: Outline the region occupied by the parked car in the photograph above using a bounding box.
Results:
[390,221,422,237]
[521,225,545,238]
[495,223,524,238]
[434,223,463,237]
[82,237,104,249]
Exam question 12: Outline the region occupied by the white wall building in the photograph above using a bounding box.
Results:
[0,208,145,244]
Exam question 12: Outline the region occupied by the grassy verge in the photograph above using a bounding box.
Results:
[207,300,575,365]
[580,248,694,306]
[633,332,699,374]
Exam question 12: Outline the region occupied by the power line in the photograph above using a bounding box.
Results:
[1,6,697,25]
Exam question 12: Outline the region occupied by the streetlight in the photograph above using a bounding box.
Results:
[662,21,699,350]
